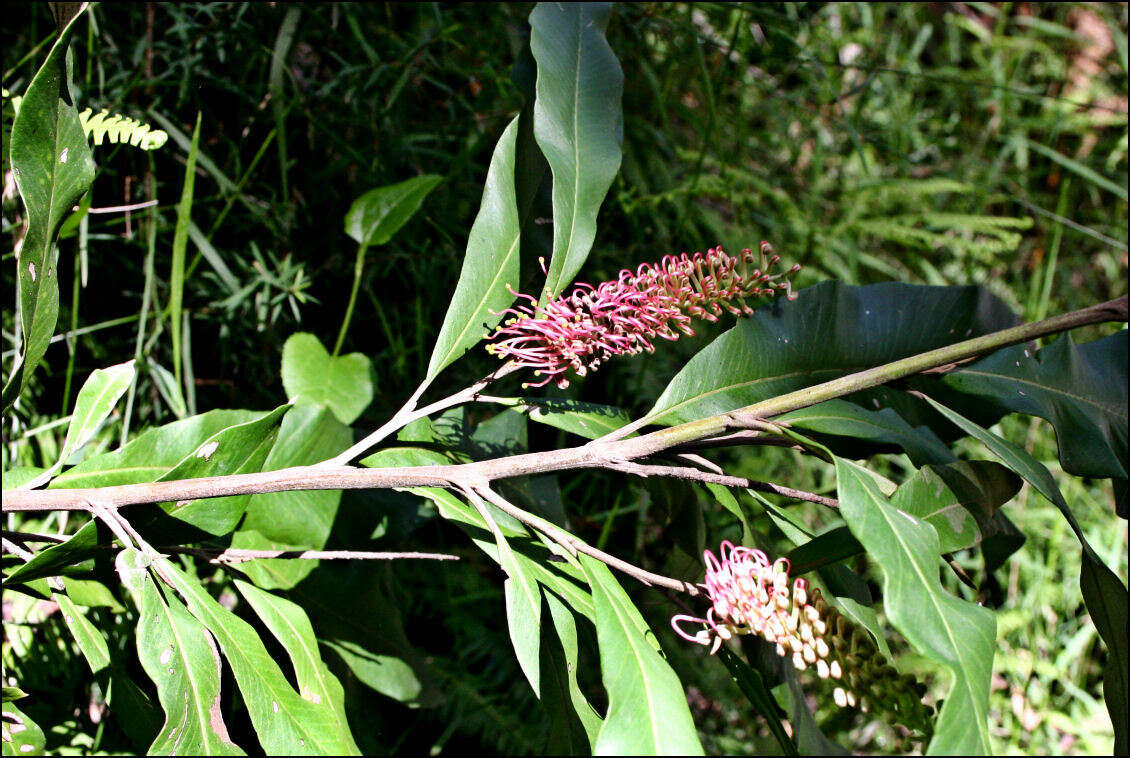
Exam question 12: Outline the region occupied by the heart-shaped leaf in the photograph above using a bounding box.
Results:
[281,333,373,425]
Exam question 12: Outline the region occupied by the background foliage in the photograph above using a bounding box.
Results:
[2,2,1127,755]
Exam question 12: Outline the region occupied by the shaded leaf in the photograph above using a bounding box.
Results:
[281,333,373,425]
[518,397,632,440]
[835,458,996,755]
[427,117,522,380]
[344,174,442,248]
[4,7,95,408]
[542,590,603,752]
[577,554,703,755]
[530,2,624,298]
[942,331,1127,493]
[4,520,98,584]
[53,592,110,673]
[716,646,797,756]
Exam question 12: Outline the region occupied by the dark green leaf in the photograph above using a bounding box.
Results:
[427,117,522,380]
[647,281,1015,425]
[1,689,27,704]
[281,333,373,425]
[541,591,602,752]
[717,646,797,756]
[943,331,1127,488]
[344,174,442,248]
[53,592,110,673]
[4,7,95,408]
[836,458,995,754]
[4,520,98,584]
[529,2,624,298]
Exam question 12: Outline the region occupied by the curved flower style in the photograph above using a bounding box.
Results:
[485,243,800,388]
[671,541,856,707]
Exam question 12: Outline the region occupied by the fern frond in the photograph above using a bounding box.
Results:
[77,108,168,150]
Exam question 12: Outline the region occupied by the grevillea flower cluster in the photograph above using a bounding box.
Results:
[673,541,935,733]
[670,541,855,707]
[485,243,800,388]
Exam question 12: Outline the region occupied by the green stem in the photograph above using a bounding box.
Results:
[333,242,368,356]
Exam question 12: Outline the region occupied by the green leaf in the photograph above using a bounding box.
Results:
[53,592,110,673]
[835,458,996,755]
[427,117,522,380]
[777,398,955,467]
[344,174,442,248]
[1,688,27,704]
[542,591,603,751]
[921,395,1128,753]
[231,405,352,588]
[233,581,360,754]
[24,360,135,489]
[115,549,244,756]
[891,461,1021,553]
[4,520,98,584]
[577,554,704,755]
[169,114,201,390]
[2,702,45,757]
[4,7,96,408]
[647,281,1016,425]
[943,332,1127,485]
[50,409,265,488]
[518,397,632,440]
[157,556,353,755]
[281,332,373,425]
[530,2,624,299]
[716,647,797,756]
[2,468,44,490]
[152,404,290,536]
[1024,137,1128,201]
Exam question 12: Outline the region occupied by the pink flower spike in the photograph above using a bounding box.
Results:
[486,244,800,386]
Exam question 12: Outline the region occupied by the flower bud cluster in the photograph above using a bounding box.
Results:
[673,541,934,735]
[486,243,800,388]
[671,542,847,700]
[814,593,934,734]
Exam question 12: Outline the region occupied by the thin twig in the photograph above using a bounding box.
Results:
[171,547,459,563]
[607,460,839,509]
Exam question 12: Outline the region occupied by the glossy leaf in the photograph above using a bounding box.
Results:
[776,398,955,467]
[51,409,266,488]
[281,332,373,425]
[647,281,1015,425]
[577,554,703,755]
[233,581,359,754]
[518,397,632,440]
[158,557,353,755]
[835,458,996,755]
[4,7,96,408]
[4,520,98,584]
[152,404,289,535]
[922,395,1128,753]
[1,702,45,757]
[24,360,135,489]
[942,331,1127,486]
[115,549,244,756]
[344,174,442,248]
[231,405,352,588]
[427,116,522,380]
[530,2,624,298]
